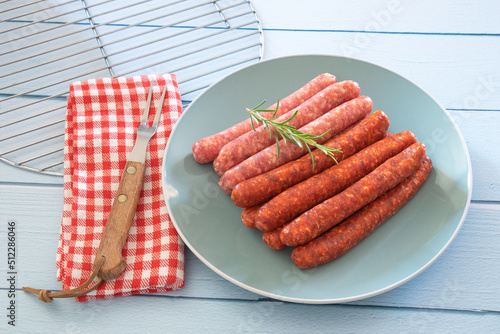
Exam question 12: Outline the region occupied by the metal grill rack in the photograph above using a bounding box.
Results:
[0,0,263,176]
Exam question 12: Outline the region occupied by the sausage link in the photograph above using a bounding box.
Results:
[262,226,286,250]
[292,156,432,269]
[255,131,417,232]
[213,80,361,175]
[219,96,373,194]
[231,110,390,208]
[192,73,336,163]
[240,205,262,229]
[280,143,426,246]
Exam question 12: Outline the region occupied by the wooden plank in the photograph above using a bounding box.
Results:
[0,163,62,185]
[1,1,498,333]
[261,32,500,111]
[2,24,499,189]
[1,186,498,312]
[2,26,498,110]
[1,108,499,201]
[251,0,500,34]
[448,111,500,201]
[349,202,500,311]
[4,292,500,333]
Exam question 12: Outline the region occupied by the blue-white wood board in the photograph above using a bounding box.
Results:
[0,0,499,333]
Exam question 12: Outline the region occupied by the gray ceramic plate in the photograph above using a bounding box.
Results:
[162,55,472,303]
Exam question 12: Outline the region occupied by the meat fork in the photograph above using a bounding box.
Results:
[94,82,168,281]
[22,82,168,302]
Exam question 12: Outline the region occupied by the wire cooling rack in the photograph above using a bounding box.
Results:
[0,0,263,176]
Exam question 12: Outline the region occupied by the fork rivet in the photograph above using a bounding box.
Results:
[117,194,128,203]
[126,166,137,174]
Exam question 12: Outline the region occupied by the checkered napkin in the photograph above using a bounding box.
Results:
[56,74,185,301]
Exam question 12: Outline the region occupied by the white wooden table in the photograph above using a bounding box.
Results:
[1,1,499,332]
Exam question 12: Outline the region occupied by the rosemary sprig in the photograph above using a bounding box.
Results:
[246,100,342,168]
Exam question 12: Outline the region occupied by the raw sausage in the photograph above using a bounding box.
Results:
[192,73,337,163]
[231,110,390,208]
[221,96,373,194]
[280,142,426,246]
[240,205,262,229]
[214,80,360,175]
[213,80,361,175]
[262,226,286,250]
[292,156,432,269]
[219,96,373,194]
[255,131,417,232]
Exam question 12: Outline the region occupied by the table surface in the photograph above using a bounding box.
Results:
[1,1,499,333]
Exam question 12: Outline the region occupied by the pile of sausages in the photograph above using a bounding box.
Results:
[192,73,432,269]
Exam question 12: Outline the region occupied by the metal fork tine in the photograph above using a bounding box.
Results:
[153,85,168,126]
[141,82,155,124]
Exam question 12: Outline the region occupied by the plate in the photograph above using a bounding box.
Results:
[161,55,472,303]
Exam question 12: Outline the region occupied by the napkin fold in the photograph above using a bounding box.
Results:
[56,74,185,301]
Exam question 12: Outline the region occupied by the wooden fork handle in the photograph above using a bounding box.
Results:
[94,160,146,281]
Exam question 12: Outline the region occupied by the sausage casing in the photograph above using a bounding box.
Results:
[240,205,262,229]
[219,96,373,194]
[192,73,337,163]
[255,131,417,232]
[280,142,426,246]
[262,226,286,250]
[213,80,360,175]
[231,110,390,208]
[292,156,433,269]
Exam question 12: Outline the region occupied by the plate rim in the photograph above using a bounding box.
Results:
[161,53,473,304]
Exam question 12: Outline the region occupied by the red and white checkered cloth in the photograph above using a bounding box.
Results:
[56,74,185,301]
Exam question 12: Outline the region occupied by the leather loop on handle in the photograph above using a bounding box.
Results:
[94,160,146,281]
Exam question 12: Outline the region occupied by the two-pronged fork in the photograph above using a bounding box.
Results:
[22,81,169,302]
[94,82,168,281]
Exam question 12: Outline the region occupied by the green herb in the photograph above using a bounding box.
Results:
[246,100,342,168]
